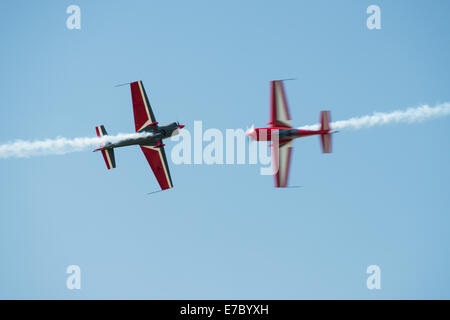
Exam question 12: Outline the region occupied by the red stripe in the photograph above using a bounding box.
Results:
[130,81,149,132]
[270,81,276,126]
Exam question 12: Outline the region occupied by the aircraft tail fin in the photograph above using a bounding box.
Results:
[95,125,116,169]
[320,111,332,153]
[320,110,330,131]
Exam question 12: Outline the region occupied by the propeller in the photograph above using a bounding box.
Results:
[176,121,185,129]
[245,124,256,140]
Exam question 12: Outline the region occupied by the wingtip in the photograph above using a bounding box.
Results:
[273,77,297,82]
[114,82,132,87]
[147,189,164,195]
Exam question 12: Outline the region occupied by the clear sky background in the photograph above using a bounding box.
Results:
[0,0,449,299]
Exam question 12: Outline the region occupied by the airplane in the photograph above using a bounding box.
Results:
[246,80,336,188]
[94,80,184,191]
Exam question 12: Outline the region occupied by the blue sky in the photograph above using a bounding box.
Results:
[0,0,449,299]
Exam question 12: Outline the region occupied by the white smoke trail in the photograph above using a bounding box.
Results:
[0,132,152,159]
[299,102,450,131]
[1,103,449,159]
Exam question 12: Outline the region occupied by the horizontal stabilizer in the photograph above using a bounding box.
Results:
[320,110,331,131]
[95,125,116,169]
[319,111,332,153]
[320,133,332,153]
[100,149,116,169]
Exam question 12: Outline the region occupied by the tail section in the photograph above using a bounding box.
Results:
[95,125,116,169]
[320,111,332,153]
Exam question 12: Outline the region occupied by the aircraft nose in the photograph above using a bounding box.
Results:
[245,126,258,141]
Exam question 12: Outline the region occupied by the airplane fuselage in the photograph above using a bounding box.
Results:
[251,127,331,143]
[104,122,182,149]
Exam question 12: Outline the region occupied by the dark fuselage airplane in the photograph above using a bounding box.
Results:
[102,122,182,150]
[94,80,184,191]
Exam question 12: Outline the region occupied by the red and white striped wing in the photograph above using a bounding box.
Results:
[269,80,292,128]
[140,145,173,190]
[272,141,293,188]
[130,81,157,132]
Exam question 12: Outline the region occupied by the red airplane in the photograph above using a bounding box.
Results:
[247,80,336,187]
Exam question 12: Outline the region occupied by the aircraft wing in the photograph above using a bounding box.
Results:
[130,81,157,132]
[140,145,174,190]
[269,80,292,128]
[272,141,293,188]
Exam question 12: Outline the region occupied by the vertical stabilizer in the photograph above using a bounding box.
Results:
[320,111,332,153]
